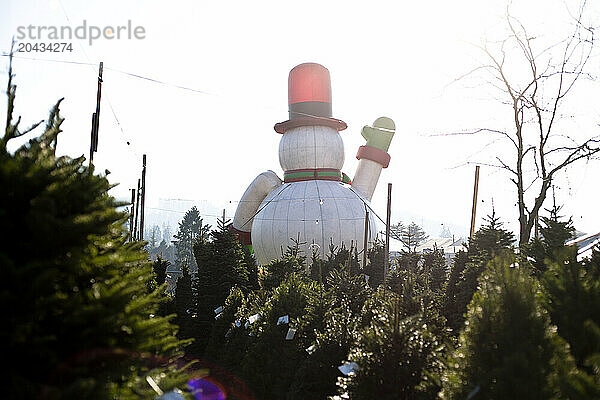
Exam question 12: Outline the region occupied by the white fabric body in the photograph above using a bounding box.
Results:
[279,125,344,170]
[233,170,282,233]
[351,158,383,201]
[251,180,378,265]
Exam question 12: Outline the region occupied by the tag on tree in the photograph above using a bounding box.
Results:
[277,315,289,325]
[338,362,359,376]
[285,328,296,340]
[249,313,261,324]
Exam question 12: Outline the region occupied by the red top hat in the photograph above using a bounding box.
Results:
[274,63,347,134]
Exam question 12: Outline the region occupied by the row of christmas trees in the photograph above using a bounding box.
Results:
[160,202,600,399]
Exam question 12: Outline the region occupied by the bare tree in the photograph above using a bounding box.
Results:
[450,2,600,247]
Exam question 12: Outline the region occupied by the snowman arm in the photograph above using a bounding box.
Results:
[351,117,395,201]
[232,170,282,244]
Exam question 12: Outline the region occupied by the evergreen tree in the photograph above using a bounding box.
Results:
[443,250,469,333]
[173,206,210,273]
[261,242,306,290]
[449,212,515,332]
[152,255,169,287]
[191,218,251,356]
[543,247,600,372]
[468,210,514,261]
[0,61,188,399]
[440,257,579,400]
[239,273,319,400]
[363,240,386,288]
[175,265,195,343]
[526,202,576,275]
[400,222,429,253]
[338,305,446,400]
[423,246,447,292]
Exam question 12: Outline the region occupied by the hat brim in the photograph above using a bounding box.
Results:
[274,116,347,134]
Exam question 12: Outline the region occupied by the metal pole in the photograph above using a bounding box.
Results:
[89,62,103,166]
[134,178,141,240]
[363,209,369,267]
[129,188,135,240]
[140,154,147,241]
[385,183,392,279]
[469,165,480,239]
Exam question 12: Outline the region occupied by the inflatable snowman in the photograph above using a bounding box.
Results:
[232,63,395,265]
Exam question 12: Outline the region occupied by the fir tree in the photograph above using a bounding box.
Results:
[449,212,515,332]
[443,250,469,333]
[0,59,188,399]
[526,202,576,275]
[423,246,447,292]
[363,240,386,288]
[152,255,169,287]
[173,206,210,273]
[191,217,251,356]
[543,247,600,372]
[440,257,579,400]
[400,222,429,253]
[239,273,319,400]
[175,265,195,343]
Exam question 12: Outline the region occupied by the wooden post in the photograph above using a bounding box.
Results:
[129,188,135,240]
[363,209,369,267]
[385,183,392,279]
[469,165,480,239]
[134,178,141,240]
[89,62,103,166]
[140,154,147,241]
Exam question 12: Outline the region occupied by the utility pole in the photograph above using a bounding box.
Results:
[89,62,103,166]
[469,165,480,239]
[129,188,135,240]
[134,178,141,240]
[140,154,147,241]
[384,183,392,279]
[362,209,370,267]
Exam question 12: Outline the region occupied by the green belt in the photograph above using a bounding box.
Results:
[284,168,351,184]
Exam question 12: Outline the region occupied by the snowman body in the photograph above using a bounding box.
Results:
[251,125,376,264]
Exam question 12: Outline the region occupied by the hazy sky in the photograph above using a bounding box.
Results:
[1,0,599,238]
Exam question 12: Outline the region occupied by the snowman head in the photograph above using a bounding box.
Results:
[274,63,347,172]
[278,125,344,171]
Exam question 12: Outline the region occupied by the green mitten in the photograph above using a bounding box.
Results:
[361,117,395,152]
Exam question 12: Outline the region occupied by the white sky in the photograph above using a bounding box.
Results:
[1,0,599,239]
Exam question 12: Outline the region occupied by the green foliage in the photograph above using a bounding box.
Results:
[391,221,429,252]
[444,212,515,333]
[543,247,600,371]
[337,301,446,400]
[468,210,514,261]
[443,250,469,332]
[440,257,578,400]
[363,239,386,288]
[175,266,195,343]
[423,247,448,293]
[152,255,169,287]
[239,273,320,400]
[261,242,306,290]
[191,218,252,356]
[525,203,576,275]
[0,63,189,399]
[173,206,210,272]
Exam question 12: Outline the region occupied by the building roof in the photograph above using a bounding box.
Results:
[566,231,600,261]
[388,237,467,254]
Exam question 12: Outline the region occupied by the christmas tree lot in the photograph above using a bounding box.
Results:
[4,60,600,400]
